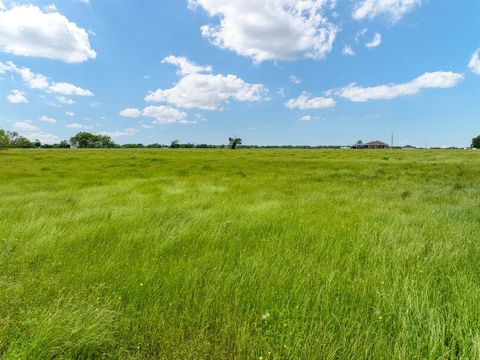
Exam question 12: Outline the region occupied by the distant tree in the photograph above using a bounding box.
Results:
[170,139,180,149]
[6,131,34,148]
[146,143,164,148]
[472,135,480,149]
[99,135,116,148]
[34,139,42,148]
[0,129,8,149]
[59,140,70,148]
[122,144,145,148]
[229,137,242,149]
[70,132,116,148]
[70,132,95,148]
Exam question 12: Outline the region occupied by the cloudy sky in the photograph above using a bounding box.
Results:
[0,0,479,146]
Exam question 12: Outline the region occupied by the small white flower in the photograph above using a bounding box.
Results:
[262,312,270,320]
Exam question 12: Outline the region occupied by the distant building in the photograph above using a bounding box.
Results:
[354,140,390,149]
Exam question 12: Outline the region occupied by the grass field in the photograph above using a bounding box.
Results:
[1,149,479,359]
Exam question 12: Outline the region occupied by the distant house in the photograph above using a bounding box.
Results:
[354,140,390,149]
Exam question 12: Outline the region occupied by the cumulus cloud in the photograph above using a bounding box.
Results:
[0,4,96,62]
[44,4,57,12]
[468,49,480,75]
[39,115,57,124]
[66,123,93,129]
[342,45,355,56]
[162,55,212,76]
[7,90,28,103]
[289,75,302,84]
[14,121,38,131]
[189,0,338,63]
[13,121,60,143]
[28,132,60,143]
[57,96,75,105]
[365,33,382,48]
[299,115,318,121]
[0,61,94,96]
[145,56,266,110]
[143,106,191,124]
[119,108,142,118]
[49,82,93,96]
[337,71,464,102]
[99,128,139,138]
[353,0,422,22]
[285,92,336,109]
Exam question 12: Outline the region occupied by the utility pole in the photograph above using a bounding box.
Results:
[391,133,394,148]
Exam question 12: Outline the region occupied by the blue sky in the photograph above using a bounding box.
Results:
[0,0,479,147]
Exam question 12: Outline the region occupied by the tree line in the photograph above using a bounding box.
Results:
[1,128,480,150]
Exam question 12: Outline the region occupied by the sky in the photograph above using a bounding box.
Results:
[0,0,479,147]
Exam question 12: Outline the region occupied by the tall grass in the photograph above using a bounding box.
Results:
[1,149,479,359]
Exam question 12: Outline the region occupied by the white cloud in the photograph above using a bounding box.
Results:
[66,123,93,129]
[0,1,5,10]
[162,55,212,76]
[119,108,142,118]
[49,82,93,96]
[44,3,57,12]
[289,75,302,84]
[141,124,154,129]
[468,49,480,75]
[66,111,75,116]
[285,92,336,109]
[0,5,96,62]
[189,0,338,63]
[13,122,60,143]
[14,122,38,131]
[353,0,422,22]
[57,96,75,105]
[39,115,57,124]
[99,128,139,138]
[145,56,266,110]
[0,61,93,96]
[80,0,90,4]
[355,28,368,43]
[28,132,60,143]
[299,115,317,121]
[343,45,355,56]
[12,65,49,89]
[365,33,382,48]
[337,71,464,102]
[143,106,191,124]
[7,90,28,103]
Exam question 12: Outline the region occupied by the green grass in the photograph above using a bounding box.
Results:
[1,149,479,359]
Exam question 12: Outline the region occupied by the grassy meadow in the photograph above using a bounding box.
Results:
[0,148,479,359]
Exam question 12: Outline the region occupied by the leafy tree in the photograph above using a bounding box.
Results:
[6,131,34,148]
[229,137,242,149]
[170,139,180,149]
[472,135,480,149]
[99,135,116,148]
[69,132,116,148]
[59,140,70,148]
[0,129,9,149]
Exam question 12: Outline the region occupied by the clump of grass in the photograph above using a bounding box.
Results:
[2,300,117,359]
